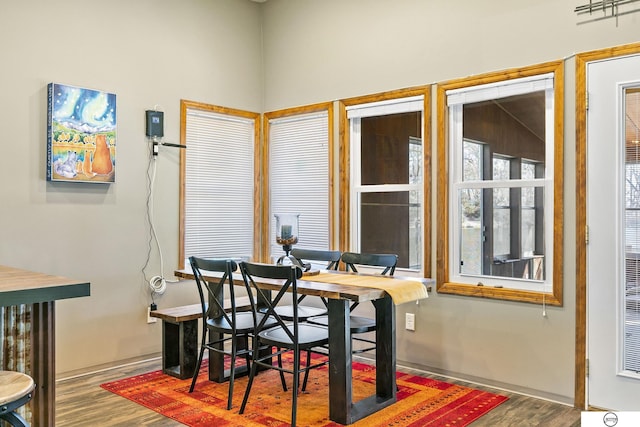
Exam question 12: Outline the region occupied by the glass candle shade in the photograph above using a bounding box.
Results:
[275,213,299,246]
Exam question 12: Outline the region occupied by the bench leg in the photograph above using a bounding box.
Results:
[162,319,198,379]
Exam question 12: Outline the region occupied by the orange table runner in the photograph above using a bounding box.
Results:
[308,273,428,305]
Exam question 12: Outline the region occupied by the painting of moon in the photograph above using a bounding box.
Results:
[47,83,116,183]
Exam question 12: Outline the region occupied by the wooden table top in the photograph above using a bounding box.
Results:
[0,265,90,307]
[175,268,432,304]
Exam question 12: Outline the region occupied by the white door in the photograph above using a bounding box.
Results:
[587,53,640,410]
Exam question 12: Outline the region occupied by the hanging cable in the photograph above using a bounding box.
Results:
[141,136,178,297]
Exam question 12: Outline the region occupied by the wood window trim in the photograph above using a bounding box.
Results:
[436,61,564,305]
[178,100,261,269]
[338,85,432,277]
[262,102,336,261]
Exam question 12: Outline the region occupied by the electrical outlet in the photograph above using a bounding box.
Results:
[147,307,157,324]
[405,313,415,331]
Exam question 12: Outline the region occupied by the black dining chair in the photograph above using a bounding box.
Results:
[239,262,329,427]
[188,256,273,410]
[269,248,341,321]
[308,251,398,354]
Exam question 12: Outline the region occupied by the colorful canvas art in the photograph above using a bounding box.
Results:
[47,83,116,183]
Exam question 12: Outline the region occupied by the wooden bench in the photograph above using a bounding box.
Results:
[150,296,251,379]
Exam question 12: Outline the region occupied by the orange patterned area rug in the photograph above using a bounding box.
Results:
[101,356,507,427]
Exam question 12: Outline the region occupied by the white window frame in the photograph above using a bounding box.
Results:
[447,74,555,292]
[347,95,424,272]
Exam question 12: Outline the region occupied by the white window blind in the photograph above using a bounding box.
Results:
[184,108,255,264]
[346,95,423,119]
[446,73,554,106]
[269,111,330,259]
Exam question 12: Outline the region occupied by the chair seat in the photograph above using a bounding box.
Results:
[0,371,35,427]
[0,371,35,407]
[273,305,327,321]
[307,314,376,334]
[259,323,328,348]
[207,311,274,332]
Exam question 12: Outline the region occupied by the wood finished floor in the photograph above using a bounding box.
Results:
[55,357,582,426]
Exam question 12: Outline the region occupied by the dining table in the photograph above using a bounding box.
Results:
[175,265,431,425]
[0,265,90,426]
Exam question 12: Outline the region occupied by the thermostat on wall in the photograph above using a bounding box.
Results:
[145,110,164,138]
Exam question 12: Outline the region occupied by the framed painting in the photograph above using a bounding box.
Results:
[47,83,116,183]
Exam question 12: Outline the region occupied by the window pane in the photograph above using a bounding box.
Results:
[409,190,422,269]
[493,206,510,257]
[360,191,421,269]
[460,188,482,275]
[522,186,535,207]
[463,140,483,181]
[493,157,510,180]
[522,161,536,180]
[409,136,422,184]
[269,111,330,259]
[350,98,423,272]
[441,65,562,300]
[454,86,549,286]
[360,112,420,185]
[624,87,640,372]
[183,108,255,263]
[522,208,535,256]
[493,187,510,208]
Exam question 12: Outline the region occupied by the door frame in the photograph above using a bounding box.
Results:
[576,41,640,409]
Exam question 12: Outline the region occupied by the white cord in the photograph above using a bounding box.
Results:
[149,275,167,294]
[143,141,178,295]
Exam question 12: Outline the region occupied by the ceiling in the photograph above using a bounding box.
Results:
[493,92,546,142]
[487,89,640,147]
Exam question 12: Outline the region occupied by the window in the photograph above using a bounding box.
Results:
[437,62,564,304]
[340,87,431,274]
[179,100,260,268]
[264,103,334,260]
[624,87,640,372]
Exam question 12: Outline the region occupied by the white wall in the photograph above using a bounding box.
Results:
[0,0,263,373]
[259,0,639,403]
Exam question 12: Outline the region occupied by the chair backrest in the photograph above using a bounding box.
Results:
[240,262,303,338]
[340,251,398,275]
[290,248,341,271]
[189,256,240,330]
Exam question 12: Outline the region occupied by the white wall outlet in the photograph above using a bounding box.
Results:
[405,313,415,331]
[147,307,157,324]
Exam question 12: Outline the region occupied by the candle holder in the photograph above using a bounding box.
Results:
[275,213,308,270]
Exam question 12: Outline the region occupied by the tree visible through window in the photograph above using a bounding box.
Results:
[459,141,544,280]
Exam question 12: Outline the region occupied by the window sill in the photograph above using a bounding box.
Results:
[437,281,562,306]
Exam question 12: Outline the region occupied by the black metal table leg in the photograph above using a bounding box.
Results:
[328,298,352,424]
[328,295,397,424]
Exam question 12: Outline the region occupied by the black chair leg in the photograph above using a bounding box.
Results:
[239,354,259,415]
[291,350,300,427]
[228,351,236,410]
[277,351,287,391]
[301,349,312,392]
[0,411,29,427]
[189,335,207,393]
